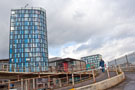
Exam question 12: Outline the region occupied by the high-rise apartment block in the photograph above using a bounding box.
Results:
[9,7,48,72]
[81,54,102,69]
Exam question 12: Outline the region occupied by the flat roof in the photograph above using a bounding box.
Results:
[49,58,85,63]
[81,54,102,58]
[11,7,46,12]
[0,59,9,62]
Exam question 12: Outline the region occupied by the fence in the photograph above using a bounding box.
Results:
[108,52,135,67]
[0,66,121,90]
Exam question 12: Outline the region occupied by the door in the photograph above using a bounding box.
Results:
[63,62,68,72]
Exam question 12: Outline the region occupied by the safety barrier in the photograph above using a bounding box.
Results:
[73,67,125,90]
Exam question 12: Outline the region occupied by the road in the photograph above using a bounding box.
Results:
[54,71,117,90]
[108,72,135,90]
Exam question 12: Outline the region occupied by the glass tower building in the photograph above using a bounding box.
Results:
[9,7,48,72]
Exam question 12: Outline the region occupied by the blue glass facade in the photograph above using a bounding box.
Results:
[81,54,102,69]
[9,8,48,72]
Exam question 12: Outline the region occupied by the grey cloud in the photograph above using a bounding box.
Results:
[45,0,135,47]
[73,10,86,20]
[0,0,33,59]
[0,0,135,59]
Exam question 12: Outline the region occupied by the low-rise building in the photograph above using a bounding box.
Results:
[49,58,86,72]
[81,54,102,69]
[0,59,9,71]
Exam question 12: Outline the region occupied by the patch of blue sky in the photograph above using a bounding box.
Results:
[49,42,77,57]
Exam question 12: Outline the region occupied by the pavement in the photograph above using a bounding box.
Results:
[107,72,135,90]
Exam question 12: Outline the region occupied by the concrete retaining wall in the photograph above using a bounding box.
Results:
[75,72,125,90]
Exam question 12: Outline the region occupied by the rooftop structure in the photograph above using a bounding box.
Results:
[49,57,62,62]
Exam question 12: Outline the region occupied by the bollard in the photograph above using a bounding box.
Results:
[107,67,110,78]
[72,73,75,87]
[8,80,10,90]
[118,65,122,73]
[38,72,40,78]
[21,79,23,90]
[80,74,82,81]
[66,73,69,84]
[92,70,96,83]
[28,79,30,90]
[7,65,8,71]
[33,78,35,89]
[48,75,51,88]
[17,75,20,81]
[14,68,15,72]
[2,65,4,71]
[58,78,62,87]
[115,66,118,75]
[53,78,57,87]
[89,71,92,78]
[25,79,28,90]
[36,78,38,89]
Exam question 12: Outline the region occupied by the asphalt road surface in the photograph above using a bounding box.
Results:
[54,71,117,90]
[108,72,135,90]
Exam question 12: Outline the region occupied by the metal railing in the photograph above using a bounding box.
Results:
[0,64,87,74]
[0,66,122,90]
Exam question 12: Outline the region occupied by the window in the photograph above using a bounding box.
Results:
[25,35,28,38]
[25,44,28,48]
[11,27,14,30]
[24,14,29,17]
[16,58,18,62]
[26,58,30,61]
[11,11,15,14]
[25,63,28,67]
[36,39,39,43]
[25,39,28,43]
[24,18,28,21]
[36,57,40,61]
[24,21,29,25]
[22,53,23,57]
[35,22,38,25]
[34,35,38,38]
[36,48,40,52]
[25,53,29,57]
[25,30,28,33]
[30,14,33,17]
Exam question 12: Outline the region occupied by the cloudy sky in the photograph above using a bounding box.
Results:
[0,0,135,62]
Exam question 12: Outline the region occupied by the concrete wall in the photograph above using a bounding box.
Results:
[75,72,125,90]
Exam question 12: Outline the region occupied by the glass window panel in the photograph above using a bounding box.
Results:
[11,27,14,30]
[24,14,29,17]
[11,11,15,14]
[25,53,28,57]
[25,35,28,38]
[24,18,28,21]
[25,30,28,33]
[26,58,30,61]
[25,39,28,43]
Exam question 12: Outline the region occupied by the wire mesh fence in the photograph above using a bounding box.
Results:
[108,52,135,67]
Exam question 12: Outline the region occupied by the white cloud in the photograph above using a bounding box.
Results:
[0,0,135,61]
[59,37,135,63]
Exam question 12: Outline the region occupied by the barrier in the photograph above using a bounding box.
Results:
[74,72,125,90]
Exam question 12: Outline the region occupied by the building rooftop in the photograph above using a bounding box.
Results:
[81,54,102,58]
[11,7,46,12]
[0,59,9,62]
[49,58,85,63]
